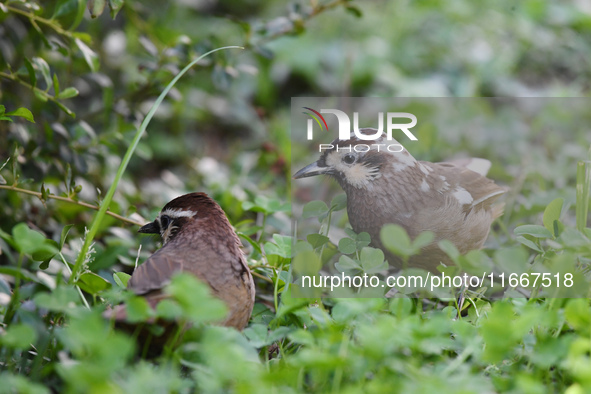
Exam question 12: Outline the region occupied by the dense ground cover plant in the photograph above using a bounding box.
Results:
[1,0,591,392]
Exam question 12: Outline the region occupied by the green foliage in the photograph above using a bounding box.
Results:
[1,0,591,392]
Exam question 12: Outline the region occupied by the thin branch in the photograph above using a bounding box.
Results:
[251,270,273,284]
[0,185,145,227]
[0,71,75,117]
[254,0,351,46]
[5,5,76,39]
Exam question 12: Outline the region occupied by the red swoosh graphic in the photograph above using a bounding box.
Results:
[303,107,328,131]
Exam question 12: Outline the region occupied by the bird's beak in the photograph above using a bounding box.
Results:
[138,221,159,234]
[293,161,331,179]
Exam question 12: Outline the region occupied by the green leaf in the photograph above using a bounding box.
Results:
[12,223,48,254]
[58,87,79,99]
[239,232,263,255]
[33,287,80,312]
[565,299,591,331]
[155,299,183,320]
[345,5,363,18]
[543,198,563,237]
[288,329,315,346]
[292,250,321,276]
[75,38,99,71]
[514,224,553,239]
[494,246,529,275]
[389,297,413,317]
[359,247,387,273]
[53,74,60,97]
[125,296,154,323]
[113,272,131,288]
[302,200,329,219]
[1,324,37,349]
[53,0,86,30]
[165,273,228,324]
[330,193,347,211]
[40,183,49,202]
[0,267,39,282]
[338,237,357,254]
[0,373,49,394]
[479,302,517,363]
[264,234,292,258]
[77,272,112,294]
[88,0,106,18]
[65,163,72,194]
[334,255,361,271]
[307,233,330,249]
[60,224,74,250]
[437,239,460,262]
[24,58,36,87]
[243,324,271,347]
[380,224,414,257]
[31,240,59,262]
[515,236,543,252]
[241,196,289,214]
[34,90,48,102]
[108,0,124,18]
[413,231,434,250]
[32,57,52,90]
[5,107,35,123]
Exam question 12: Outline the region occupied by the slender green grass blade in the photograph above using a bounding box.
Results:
[576,160,591,232]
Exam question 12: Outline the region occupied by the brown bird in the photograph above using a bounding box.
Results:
[110,192,255,331]
[294,129,507,272]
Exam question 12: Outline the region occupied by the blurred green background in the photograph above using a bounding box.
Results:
[1,0,591,392]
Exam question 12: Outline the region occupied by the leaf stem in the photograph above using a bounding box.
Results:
[4,5,76,39]
[59,252,90,309]
[0,184,144,226]
[252,270,273,284]
[2,253,24,326]
[0,71,75,117]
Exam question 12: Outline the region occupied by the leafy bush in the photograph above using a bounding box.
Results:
[1,0,591,393]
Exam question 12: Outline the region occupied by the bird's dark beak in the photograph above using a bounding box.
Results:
[293,161,331,179]
[138,221,159,234]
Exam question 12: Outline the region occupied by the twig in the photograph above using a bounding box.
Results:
[4,5,77,39]
[0,71,75,117]
[254,0,352,46]
[251,270,273,284]
[0,184,144,227]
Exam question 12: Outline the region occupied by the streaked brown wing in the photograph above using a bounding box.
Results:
[435,163,507,211]
[127,247,184,295]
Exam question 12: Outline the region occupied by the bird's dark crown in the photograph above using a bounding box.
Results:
[139,192,229,245]
[161,192,223,218]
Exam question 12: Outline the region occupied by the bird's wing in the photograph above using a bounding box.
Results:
[434,162,508,212]
[445,158,492,176]
[127,247,183,295]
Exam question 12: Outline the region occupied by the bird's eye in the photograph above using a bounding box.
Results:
[343,154,356,165]
[159,215,171,229]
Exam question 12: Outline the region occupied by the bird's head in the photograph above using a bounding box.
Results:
[293,128,417,190]
[138,192,228,245]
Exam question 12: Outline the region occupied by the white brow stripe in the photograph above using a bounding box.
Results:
[161,208,197,219]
